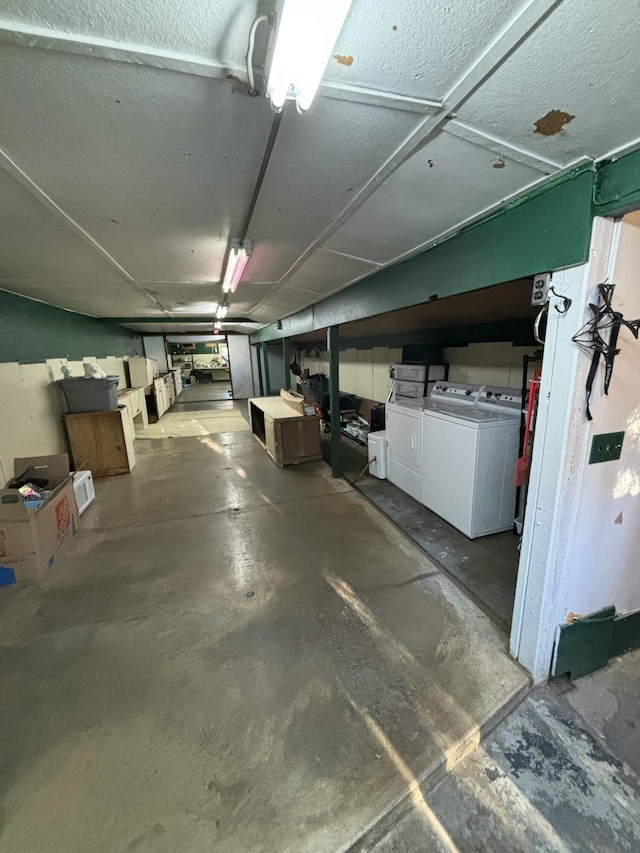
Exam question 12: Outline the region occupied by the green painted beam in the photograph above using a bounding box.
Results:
[328,326,343,479]
[251,166,596,344]
[594,147,640,217]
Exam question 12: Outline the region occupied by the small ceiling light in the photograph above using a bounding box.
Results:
[266,0,353,113]
[217,305,228,319]
[214,321,222,330]
[222,240,251,294]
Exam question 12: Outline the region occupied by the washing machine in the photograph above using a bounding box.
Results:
[421,383,521,539]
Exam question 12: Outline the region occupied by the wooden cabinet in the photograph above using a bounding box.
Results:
[65,408,136,476]
[249,397,322,467]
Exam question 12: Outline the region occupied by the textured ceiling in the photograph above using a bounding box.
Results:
[0,0,639,333]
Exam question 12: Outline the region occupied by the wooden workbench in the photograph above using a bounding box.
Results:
[248,395,322,467]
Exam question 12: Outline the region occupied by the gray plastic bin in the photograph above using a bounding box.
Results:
[59,376,120,413]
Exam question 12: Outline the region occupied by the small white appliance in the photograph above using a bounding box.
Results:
[368,430,387,479]
[421,383,521,539]
[73,470,95,515]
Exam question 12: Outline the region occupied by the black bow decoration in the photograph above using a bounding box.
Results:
[572,282,640,420]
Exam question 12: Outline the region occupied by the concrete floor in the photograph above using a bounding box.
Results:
[172,381,233,405]
[371,657,640,852]
[327,434,519,630]
[0,413,529,852]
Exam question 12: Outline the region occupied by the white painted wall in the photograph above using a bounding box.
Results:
[558,213,640,617]
[444,342,539,387]
[512,214,640,681]
[0,355,130,488]
[298,346,402,402]
[299,341,536,403]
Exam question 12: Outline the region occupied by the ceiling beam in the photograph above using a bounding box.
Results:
[0,19,444,115]
[277,0,566,286]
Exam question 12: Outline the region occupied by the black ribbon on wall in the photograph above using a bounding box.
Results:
[572,282,640,420]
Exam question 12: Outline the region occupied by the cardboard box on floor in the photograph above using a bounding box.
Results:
[0,455,79,583]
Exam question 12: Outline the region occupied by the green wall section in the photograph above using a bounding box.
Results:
[253,165,596,343]
[0,289,143,363]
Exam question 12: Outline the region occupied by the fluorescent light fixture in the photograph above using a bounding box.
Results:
[217,305,228,319]
[214,321,222,330]
[222,240,251,294]
[266,0,353,112]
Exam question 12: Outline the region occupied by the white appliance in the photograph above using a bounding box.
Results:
[421,383,521,539]
[368,430,388,479]
[386,398,425,501]
[73,470,95,515]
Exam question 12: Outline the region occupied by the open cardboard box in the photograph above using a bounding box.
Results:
[280,389,316,416]
[0,455,80,583]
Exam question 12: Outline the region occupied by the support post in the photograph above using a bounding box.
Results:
[328,325,343,478]
[262,343,271,395]
[255,344,264,396]
[282,338,291,390]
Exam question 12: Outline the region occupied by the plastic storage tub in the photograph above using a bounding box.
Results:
[59,377,119,413]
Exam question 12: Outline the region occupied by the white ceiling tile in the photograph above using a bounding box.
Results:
[458,0,640,163]
[285,249,377,294]
[324,131,545,263]
[0,0,260,68]
[0,45,274,282]
[0,168,124,283]
[324,0,523,100]
[1,280,156,316]
[258,287,316,311]
[243,96,422,283]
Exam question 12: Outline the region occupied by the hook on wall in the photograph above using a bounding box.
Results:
[549,285,572,314]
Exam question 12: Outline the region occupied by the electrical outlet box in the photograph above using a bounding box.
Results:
[589,431,624,464]
[531,273,550,306]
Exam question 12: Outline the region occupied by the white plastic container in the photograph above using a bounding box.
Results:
[73,470,95,514]
[368,430,388,479]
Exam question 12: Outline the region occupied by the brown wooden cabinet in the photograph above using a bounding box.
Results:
[65,407,136,476]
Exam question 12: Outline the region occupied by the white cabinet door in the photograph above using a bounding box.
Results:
[422,414,477,537]
[386,405,422,470]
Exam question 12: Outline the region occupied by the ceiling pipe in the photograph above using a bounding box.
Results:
[239,104,285,246]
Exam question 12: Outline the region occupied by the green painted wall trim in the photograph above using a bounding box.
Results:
[554,605,640,681]
[252,166,596,343]
[594,147,640,217]
[0,290,143,363]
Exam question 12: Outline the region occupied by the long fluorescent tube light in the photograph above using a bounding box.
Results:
[266,0,353,113]
[222,240,251,294]
[217,305,228,319]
